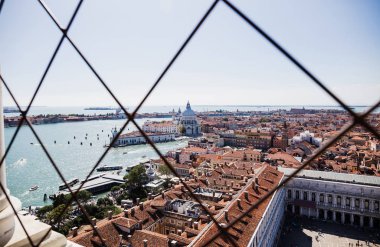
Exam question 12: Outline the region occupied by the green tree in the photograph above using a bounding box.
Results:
[158,164,173,177]
[47,204,71,226]
[158,164,173,188]
[111,185,121,192]
[124,164,148,189]
[97,197,113,207]
[65,190,92,204]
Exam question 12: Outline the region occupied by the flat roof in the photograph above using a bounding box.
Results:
[279,167,380,187]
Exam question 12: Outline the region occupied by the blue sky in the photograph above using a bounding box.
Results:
[1,0,379,108]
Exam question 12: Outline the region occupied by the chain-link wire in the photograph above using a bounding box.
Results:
[0,0,379,246]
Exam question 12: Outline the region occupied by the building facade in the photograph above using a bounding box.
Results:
[281,168,380,229]
[178,101,201,137]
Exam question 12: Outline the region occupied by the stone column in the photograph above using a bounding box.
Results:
[308,208,311,218]
[0,81,18,246]
[292,205,295,214]
[324,210,327,220]
[350,214,354,225]
[360,216,364,227]
[316,209,319,219]
[369,217,374,228]
[341,212,345,224]
[333,211,336,222]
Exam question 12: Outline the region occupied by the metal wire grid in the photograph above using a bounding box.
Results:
[0,0,379,246]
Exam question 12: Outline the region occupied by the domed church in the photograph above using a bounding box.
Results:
[178,101,201,136]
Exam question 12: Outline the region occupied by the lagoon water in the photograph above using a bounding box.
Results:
[4,117,188,207]
[4,105,376,207]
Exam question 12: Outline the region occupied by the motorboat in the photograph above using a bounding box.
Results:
[29,185,39,191]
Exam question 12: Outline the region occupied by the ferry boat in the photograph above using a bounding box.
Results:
[59,178,79,190]
[96,165,123,172]
[29,185,39,191]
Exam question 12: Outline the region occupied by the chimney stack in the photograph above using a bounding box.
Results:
[237,199,242,209]
[177,229,182,235]
[136,198,140,205]
[139,202,144,210]
[194,221,199,230]
[161,192,165,199]
[224,210,229,222]
[108,210,113,220]
[148,193,152,200]
[71,227,78,237]
[171,240,177,247]
[187,218,193,228]
[143,239,148,247]
[92,218,97,226]
[124,209,129,218]
[93,226,98,237]
[244,191,249,201]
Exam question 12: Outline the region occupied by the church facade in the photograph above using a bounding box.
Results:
[173,101,201,137]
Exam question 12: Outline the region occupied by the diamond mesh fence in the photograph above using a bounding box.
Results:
[0,0,379,246]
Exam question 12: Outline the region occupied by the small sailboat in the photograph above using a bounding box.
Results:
[29,185,39,191]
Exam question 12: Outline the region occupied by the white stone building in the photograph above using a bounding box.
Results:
[178,101,201,137]
[280,167,380,229]
[142,121,179,135]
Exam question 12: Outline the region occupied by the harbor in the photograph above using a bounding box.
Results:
[5,117,188,207]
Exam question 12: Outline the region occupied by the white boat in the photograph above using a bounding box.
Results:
[29,185,39,191]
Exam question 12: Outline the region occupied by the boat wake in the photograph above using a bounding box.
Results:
[12,158,27,167]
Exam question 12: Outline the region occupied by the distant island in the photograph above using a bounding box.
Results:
[84,107,117,110]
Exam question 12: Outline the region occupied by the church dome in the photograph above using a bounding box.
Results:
[182,101,196,117]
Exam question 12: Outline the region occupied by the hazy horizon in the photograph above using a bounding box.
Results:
[1,0,380,107]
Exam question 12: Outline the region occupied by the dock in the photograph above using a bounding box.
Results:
[61,174,124,195]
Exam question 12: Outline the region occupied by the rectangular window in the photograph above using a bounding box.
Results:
[337,196,341,206]
[375,201,379,211]
[296,190,300,200]
[287,190,292,199]
[328,195,332,204]
[303,191,308,201]
[355,198,360,208]
[346,197,351,207]
[365,200,369,210]
[311,192,315,202]
[319,193,324,203]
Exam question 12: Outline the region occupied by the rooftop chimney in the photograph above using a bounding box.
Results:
[161,192,165,199]
[244,191,249,201]
[71,227,78,237]
[143,239,148,247]
[92,218,97,226]
[136,198,140,205]
[124,210,129,218]
[148,193,152,200]
[194,221,199,230]
[177,229,182,235]
[108,210,113,220]
[171,240,177,247]
[237,199,242,209]
[93,226,98,237]
[187,218,193,228]
[139,202,144,210]
[224,210,229,222]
